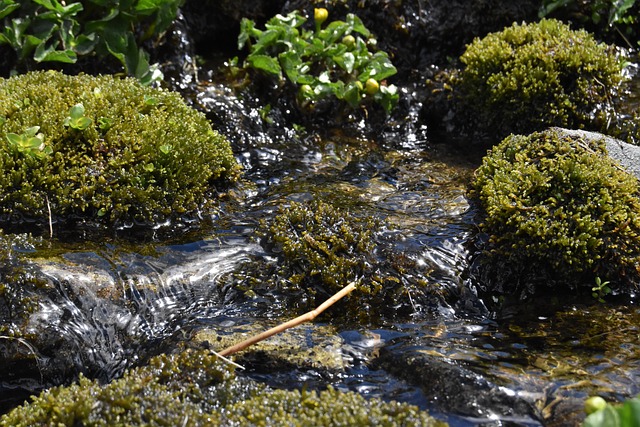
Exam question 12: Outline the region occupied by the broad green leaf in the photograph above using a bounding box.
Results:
[584,406,621,427]
[6,133,22,146]
[135,0,164,15]
[342,81,361,108]
[0,1,19,20]
[618,398,640,427]
[280,50,302,83]
[72,33,97,55]
[69,103,85,119]
[34,42,77,63]
[346,14,370,37]
[24,136,43,149]
[334,52,355,73]
[24,126,40,137]
[246,54,281,76]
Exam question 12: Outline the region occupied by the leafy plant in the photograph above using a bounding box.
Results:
[591,277,612,302]
[238,8,398,113]
[0,0,182,84]
[5,125,51,159]
[540,0,640,47]
[63,103,92,130]
[583,395,640,426]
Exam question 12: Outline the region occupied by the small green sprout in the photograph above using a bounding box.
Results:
[6,126,51,158]
[592,277,612,303]
[64,103,92,130]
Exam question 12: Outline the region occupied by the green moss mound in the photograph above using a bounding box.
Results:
[472,128,640,292]
[0,71,239,229]
[232,199,443,322]
[0,348,444,426]
[262,200,380,295]
[457,19,624,139]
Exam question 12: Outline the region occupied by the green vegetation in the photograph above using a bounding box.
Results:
[540,0,640,47]
[259,199,380,295]
[583,395,640,426]
[238,9,398,113]
[0,70,239,229]
[471,128,640,292]
[0,0,182,83]
[231,199,441,322]
[0,348,444,426]
[456,19,625,139]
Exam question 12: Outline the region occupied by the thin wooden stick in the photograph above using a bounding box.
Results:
[46,195,53,239]
[218,281,357,357]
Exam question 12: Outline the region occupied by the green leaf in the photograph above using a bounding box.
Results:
[334,52,355,73]
[280,50,302,83]
[34,42,77,63]
[69,103,85,119]
[246,54,282,76]
[345,14,370,37]
[584,405,621,427]
[73,117,92,130]
[24,126,40,137]
[342,81,361,108]
[618,398,640,427]
[0,1,19,20]
[6,133,22,146]
[24,136,43,149]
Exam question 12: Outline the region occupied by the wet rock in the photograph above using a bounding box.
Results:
[194,322,346,373]
[374,339,542,424]
[553,127,640,181]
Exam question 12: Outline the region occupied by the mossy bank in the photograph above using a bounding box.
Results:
[0,71,239,232]
[0,348,444,427]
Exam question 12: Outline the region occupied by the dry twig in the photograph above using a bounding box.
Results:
[218,281,357,357]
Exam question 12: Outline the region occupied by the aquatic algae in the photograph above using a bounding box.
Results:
[456,19,624,139]
[0,70,239,230]
[471,128,640,292]
[0,348,445,426]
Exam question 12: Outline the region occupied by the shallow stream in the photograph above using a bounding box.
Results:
[0,69,639,427]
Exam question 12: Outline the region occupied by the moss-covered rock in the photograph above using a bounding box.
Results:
[230,199,445,322]
[261,199,380,295]
[0,71,239,231]
[454,19,625,140]
[471,128,640,293]
[0,348,444,426]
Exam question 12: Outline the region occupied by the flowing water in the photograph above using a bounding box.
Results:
[1,72,639,427]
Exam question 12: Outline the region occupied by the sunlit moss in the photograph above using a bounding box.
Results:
[0,70,240,230]
[471,128,640,292]
[262,199,379,294]
[229,199,447,321]
[455,19,625,139]
[0,348,445,426]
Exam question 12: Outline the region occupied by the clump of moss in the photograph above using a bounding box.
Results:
[0,70,239,230]
[261,200,379,295]
[0,348,444,426]
[471,128,640,293]
[224,386,443,426]
[231,199,447,321]
[455,19,625,139]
